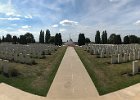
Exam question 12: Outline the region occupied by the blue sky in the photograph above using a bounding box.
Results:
[0,0,140,41]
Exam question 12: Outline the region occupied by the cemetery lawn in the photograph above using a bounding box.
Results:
[75,47,140,95]
[0,46,67,96]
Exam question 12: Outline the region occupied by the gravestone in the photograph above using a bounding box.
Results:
[132,60,139,75]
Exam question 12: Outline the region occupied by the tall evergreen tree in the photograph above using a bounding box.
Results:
[58,33,62,46]
[101,30,107,44]
[45,29,51,43]
[12,36,18,44]
[39,30,44,43]
[78,33,85,46]
[95,30,101,44]
[54,33,62,46]
[55,33,59,45]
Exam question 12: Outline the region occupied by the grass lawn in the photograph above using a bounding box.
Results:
[0,46,67,96]
[75,47,140,95]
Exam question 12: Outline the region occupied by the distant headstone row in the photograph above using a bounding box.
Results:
[0,43,58,65]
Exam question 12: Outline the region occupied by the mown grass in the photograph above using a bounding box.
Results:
[0,46,67,96]
[75,47,140,95]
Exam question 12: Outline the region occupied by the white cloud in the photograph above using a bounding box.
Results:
[52,24,58,28]
[24,15,33,19]
[60,19,78,26]
[21,25,31,29]
[134,20,140,25]
[0,0,21,17]
[0,17,20,20]
[59,28,66,32]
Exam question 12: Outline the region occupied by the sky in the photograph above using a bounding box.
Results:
[0,0,140,42]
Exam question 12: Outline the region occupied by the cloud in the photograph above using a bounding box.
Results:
[21,25,31,29]
[59,19,78,26]
[0,0,21,17]
[24,15,33,19]
[134,20,140,25]
[52,24,58,28]
[59,28,66,32]
[0,17,20,20]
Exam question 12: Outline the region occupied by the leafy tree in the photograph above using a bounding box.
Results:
[85,38,91,44]
[5,34,12,42]
[78,33,85,46]
[39,30,44,43]
[19,35,27,44]
[116,35,122,44]
[95,30,101,44]
[45,29,51,43]
[24,32,35,43]
[102,30,107,44]
[12,36,18,44]
[108,34,117,44]
[49,36,55,44]
[123,35,129,44]
[129,35,138,43]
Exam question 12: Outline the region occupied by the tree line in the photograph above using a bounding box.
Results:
[39,29,62,46]
[0,33,35,44]
[0,29,63,46]
[78,30,140,46]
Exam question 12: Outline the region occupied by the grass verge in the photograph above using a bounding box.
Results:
[0,46,67,96]
[75,47,140,95]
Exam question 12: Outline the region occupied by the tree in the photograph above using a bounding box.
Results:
[58,33,62,46]
[2,36,5,42]
[24,32,35,43]
[85,38,91,44]
[0,37,1,43]
[78,33,85,46]
[55,33,59,45]
[19,35,27,44]
[116,35,122,44]
[123,35,129,44]
[49,36,55,44]
[45,29,50,43]
[5,34,12,42]
[129,35,138,43]
[12,36,18,44]
[102,30,107,44]
[39,30,44,43]
[108,34,117,44]
[54,33,63,46]
[95,30,101,44]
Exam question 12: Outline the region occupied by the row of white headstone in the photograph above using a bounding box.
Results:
[83,44,140,64]
[0,43,58,65]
